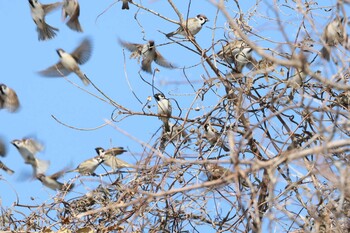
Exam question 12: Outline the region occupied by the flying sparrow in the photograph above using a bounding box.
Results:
[67,156,104,176]
[11,138,44,164]
[62,0,83,32]
[37,169,74,191]
[0,84,20,112]
[119,39,176,73]
[203,123,229,152]
[121,0,132,10]
[217,40,256,73]
[154,93,172,132]
[28,0,61,41]
[320,17,345,60]
[0,160,14,175]
[38,37,93,85]
[166,14,209,38]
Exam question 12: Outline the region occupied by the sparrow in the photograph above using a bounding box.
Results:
[121,0,132,10]
[38,38,93,85]
[119,39,176,73]
[62,0,83,32]
[166,14,209,37]
[28,0,61,41]
[95,147,132,169]
[154,93,172,132]
[0,84,20,112]
[0,160,14,175]
[217,40,256,73]
[159,122,191,152]
[203,124,229,152]
[37,170,74,191]
[205,163,233,181]
[11,138,44,164]
[320,17,345,60]
[67,156,104,176]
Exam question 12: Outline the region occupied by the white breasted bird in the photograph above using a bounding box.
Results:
[37,169,74,191]
[119,39,176,73]
[11,138,44,164]
[154,93,172,132]
[67,156,104,176]
[0,84,20,112]
[38,38,93,85]
[95,147,132,170]
[62,0,83,32]
[203,124,229,152]
[217,40,256,73]
[122,0,132,10]
[28,0,61,41]
[320,17,346,61]
[166,14,208,38]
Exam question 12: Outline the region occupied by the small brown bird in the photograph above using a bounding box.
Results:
[205,163,233,181]
[203,124,229,152]
[320,17,345,60]
[39,38,92,85]
[121,0,132,10]
[166,14,209,37]
[217,40,256,73]
[62,0,83,32]
[154,93,172,132]
[37,169,74,191]
[67,156,104,176]
[0,84,20,112]
[119,39,176,73]
[28,0,61,41]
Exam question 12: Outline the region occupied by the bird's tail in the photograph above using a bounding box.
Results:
[320,46,331,61]
[67,18,83,32]
[166,31,175,38]
[122,1,130,10]
[0,161,14,175]
[37,23,58,41]
[76,71,90,86]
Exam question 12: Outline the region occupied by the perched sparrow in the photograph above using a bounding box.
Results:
[28,0,61,41]
[166,14,209,37]
[203,124,229,152]
[0,84,20,112]
[205,163,233,181]
[154,93,172,132]
[320,17,345,60]
[119,39,176,73]
[121,0,132,10]
[39,38,92,85]
[95,147,132,170]
[62,0,83,32]
[0,160,14,175]
[11,138,44,164]
[217,40,256,73]
[67,156,104,175]
[37,170,74,191]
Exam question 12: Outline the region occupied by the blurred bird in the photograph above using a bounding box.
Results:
[160,122,191,152]
[205,163,233,181]
[121,0,132,10]
[166,14,209,38]
[95,147,127,157]
[154,93,172,132]
[67,156,104,175]
[11,138,44,164]
[95,147,132,170]
[0,84,20,112]
[27,157,50,176]
[37,169,74,191]
[320,17,345,60]
[0,139,6,157]
[0,160,14,175]
[62,0,83,32]
[39,38,92,85]
[28,0,61,41]
[217,40,256,73]
[203,124,229,152]
[119,39,176,73]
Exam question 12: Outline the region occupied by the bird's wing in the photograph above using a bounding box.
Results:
[105,147,127,156]
[42,2,62,14]
[118,39,142,52]
[155,51,177,69]
[38,62,71,77]
[71,38,92,65]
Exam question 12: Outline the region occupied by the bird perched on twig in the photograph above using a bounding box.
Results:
[95,147,132,169]
[0,84,20,112]
[37,169,74,191]
[62,0,83,32]
[166,14,209,38]
[203,124,229,152]
[28,0,61,41]
[119,39,176,73]
[217,40,256,73]
[39,37,93,85]
[320,17,346,61]
[67,156,104,176]
[154,93,172,132]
